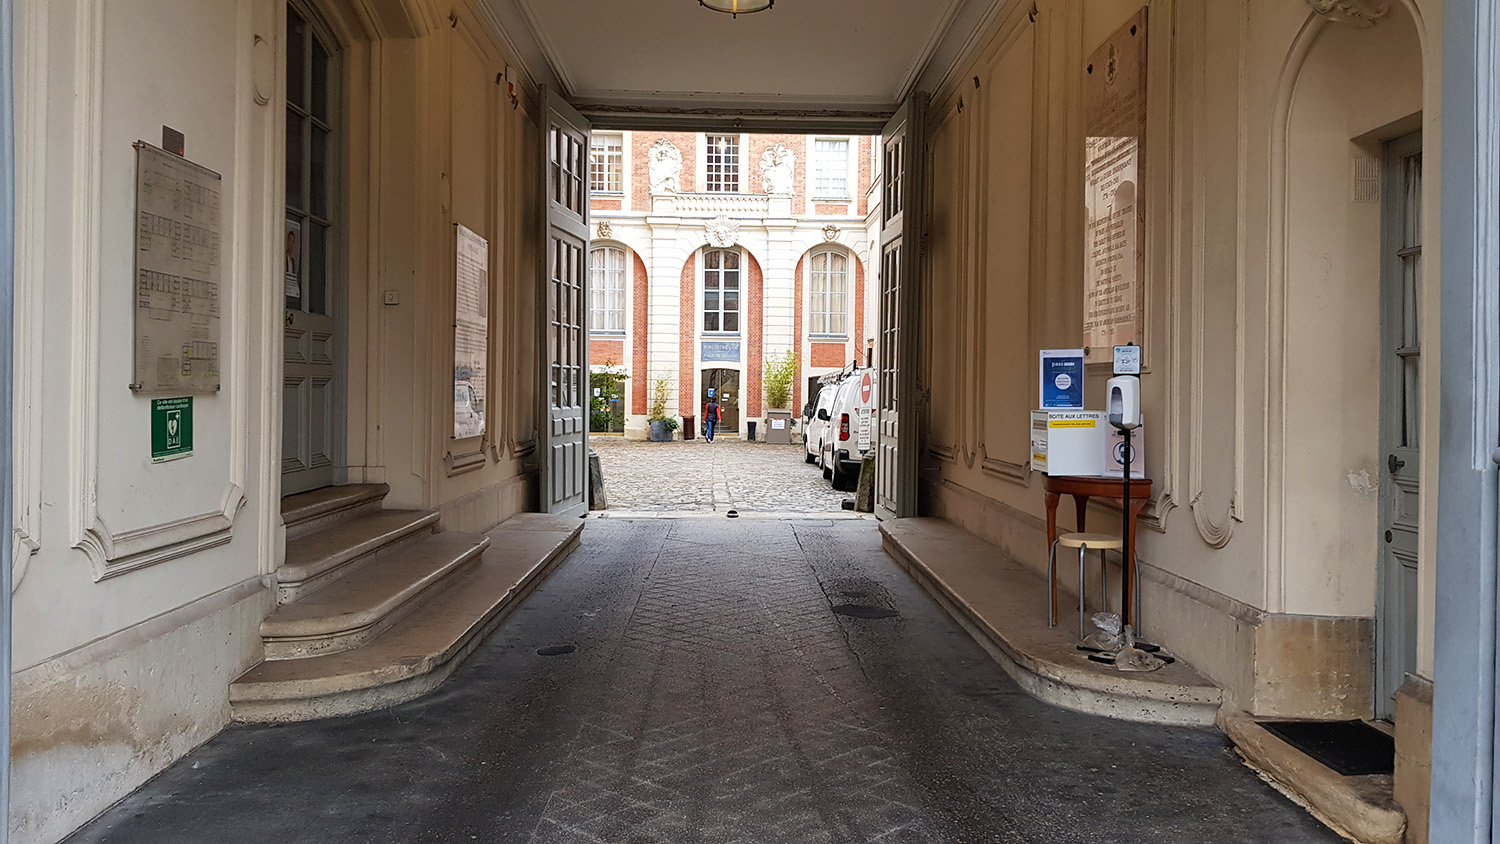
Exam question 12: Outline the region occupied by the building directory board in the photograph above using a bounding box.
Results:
[1082,9,1147,360]
[133,142,223,393]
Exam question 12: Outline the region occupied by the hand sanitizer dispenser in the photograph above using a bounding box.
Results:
[1107,375,1141,431]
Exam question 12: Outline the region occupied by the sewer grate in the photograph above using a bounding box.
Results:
[536,645,577,656]
[831,604,898,620]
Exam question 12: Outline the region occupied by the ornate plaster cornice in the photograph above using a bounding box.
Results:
[1304,0,1390,27]
[706,215,741,248]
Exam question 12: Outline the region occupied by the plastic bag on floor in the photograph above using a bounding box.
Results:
[1114,625,1165,672]
[1081,611,1123,652]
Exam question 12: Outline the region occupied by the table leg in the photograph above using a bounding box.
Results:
[1045,491,1060,624]
[1074,495,1089,535]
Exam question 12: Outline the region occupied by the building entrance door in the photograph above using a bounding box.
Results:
[1376,131,1422,720]
[701,369,740,435]
[875,94,927,520]
[540,89,591,516]
[282,4,344,497]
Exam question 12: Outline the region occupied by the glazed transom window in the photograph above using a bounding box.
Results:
[703,248,741,333]
[589,246,626,332]
[810,249,847,336]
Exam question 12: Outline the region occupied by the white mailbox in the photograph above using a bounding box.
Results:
[1030,410,1108,476]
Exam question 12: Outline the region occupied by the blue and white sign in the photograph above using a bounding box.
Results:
[701,341,740,362]
[1039,348,1085,409]
[1113,344,1142,376]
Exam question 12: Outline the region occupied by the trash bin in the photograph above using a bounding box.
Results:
[747,420,758,441]
[683,415,696,441]
[766,410,793,445]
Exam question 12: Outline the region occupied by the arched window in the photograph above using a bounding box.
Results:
[589,246,626,332]
[703,248,741,333]
[809,249,848,336]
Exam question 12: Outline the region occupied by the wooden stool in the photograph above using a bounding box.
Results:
[1049,532,1124,640]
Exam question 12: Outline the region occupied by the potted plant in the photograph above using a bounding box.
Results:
[762,351,798,444]
[647,376,677,442]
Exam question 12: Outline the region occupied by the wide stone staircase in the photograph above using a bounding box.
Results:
[229,484,581,723]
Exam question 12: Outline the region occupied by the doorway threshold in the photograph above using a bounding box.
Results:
[590,510,875,520]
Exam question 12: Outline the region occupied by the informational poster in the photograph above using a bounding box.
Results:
[453,224,489,440]
[1039,348,1085,409]
[133,142,223,392]
[284,219,302,299]
[1082,9,1147,358]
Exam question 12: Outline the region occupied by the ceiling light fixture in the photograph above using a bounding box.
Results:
[699,0,773,17]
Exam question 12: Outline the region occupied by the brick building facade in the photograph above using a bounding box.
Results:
[586,132,878,437]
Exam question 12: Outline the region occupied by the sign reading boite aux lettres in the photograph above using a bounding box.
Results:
[151,397,194,463]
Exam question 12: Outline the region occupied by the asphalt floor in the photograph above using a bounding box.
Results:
[65,518,1341,844]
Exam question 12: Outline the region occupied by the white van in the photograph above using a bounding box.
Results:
[820,368,877,491]
[802,381,839,464]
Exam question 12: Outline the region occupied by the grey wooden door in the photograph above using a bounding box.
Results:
[282,4,342,496]
[1377,131,1422,720]
[875,94,927,520]
[541,89,590,516]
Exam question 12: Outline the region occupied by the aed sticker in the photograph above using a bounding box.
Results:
[1049,419,1097,429]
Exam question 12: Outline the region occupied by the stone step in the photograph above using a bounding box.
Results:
[230,513,583,724]
[281,483,390,540]
[880,517,1222,727]
[276,509,440,604]
[261,531,491,660]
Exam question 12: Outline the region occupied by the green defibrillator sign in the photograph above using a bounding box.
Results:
[151,397,194,463]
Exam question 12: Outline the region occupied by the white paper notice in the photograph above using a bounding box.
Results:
[453,224,489,440]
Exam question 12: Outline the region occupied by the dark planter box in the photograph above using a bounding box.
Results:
[649,420,674,442]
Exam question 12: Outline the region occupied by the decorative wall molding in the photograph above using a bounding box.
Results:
[68,0,249,581]
[759,143,795,196]
[648,138,681,194]
[12,0,48,589]
[705,215,740,248]
[1304,0,1390,27]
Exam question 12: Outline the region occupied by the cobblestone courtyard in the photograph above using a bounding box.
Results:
[592,435,850,514]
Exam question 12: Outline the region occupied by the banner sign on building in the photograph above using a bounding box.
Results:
[1082,9,1147,360]
[132,142,223,393]
[702,341,740,362]
[453,224,489,440]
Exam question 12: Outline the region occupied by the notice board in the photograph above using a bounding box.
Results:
[132,142,223,393]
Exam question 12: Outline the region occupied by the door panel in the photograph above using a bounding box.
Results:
[876,94,927,520]
[1377,131,1422,719]
[283,309,336,494]
[541,88,590,515]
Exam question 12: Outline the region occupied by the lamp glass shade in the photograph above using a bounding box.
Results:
[700,0,773,15]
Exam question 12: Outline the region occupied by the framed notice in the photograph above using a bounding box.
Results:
[1082,9,1147,361]
[453,224,489,440]
[132,142,223,392]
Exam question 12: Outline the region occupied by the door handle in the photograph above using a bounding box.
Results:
[1387,454,1406,474]
[285,311,295,327]
[1493,447,1500,467]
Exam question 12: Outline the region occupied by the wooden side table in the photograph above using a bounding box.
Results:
[1044,475,1153,626]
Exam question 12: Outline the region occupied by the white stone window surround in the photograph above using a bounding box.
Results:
[589,244,628,334]
[589,131,625,195]
[812,137,853,201]
[699,132,747,194]
[806,246,850,338]
[700,246,744,335]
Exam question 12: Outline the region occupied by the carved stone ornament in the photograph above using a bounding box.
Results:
[760,143,796,196]
[596,220,613,239]
[706,215,741,248]
[648,139,683,194]
[822,224,841,243]
[1304,0,1389,26]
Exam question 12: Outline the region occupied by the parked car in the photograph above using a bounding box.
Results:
[803,382,839,464]
[821,368,878,492]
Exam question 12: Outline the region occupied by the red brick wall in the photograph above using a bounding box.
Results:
[747,253,764,417]
[857,136,872,217]
[792,255,805,411]
[591,339,623,366]
[678,253,697,414]
[810,342,846,368]
[853,255,866,361]
[815,203,849,216]
[631,250,650,414]
[631,131,698,211]
[590,198,622,212]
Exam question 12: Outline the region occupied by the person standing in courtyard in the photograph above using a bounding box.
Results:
[704,396,722,442]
